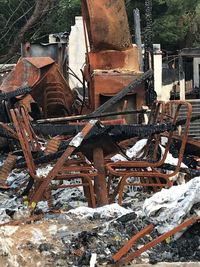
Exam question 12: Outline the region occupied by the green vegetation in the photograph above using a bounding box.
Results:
[0,0,200,63]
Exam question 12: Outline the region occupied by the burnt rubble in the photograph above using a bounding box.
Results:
[0,76,199,266]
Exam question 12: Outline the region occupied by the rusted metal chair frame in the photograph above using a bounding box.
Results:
[10,106,97,208]
[113,216,200,266]
[106,100,192,205]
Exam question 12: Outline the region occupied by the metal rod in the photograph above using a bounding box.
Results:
[133,8,143,71]
[36,109,149,124]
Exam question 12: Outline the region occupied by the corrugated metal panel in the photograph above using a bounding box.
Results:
[179,99,200,140]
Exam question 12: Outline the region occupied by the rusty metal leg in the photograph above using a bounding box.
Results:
[20,106,41,151]
[118,176,127,205]
[93,147,108,206]
[117,216,199,266]
[112,224,154,262]
[81,176,96,208]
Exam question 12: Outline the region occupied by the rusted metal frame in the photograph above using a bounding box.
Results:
[0,153,17,185]
[112,224,154,262]
[148,101,164,124]
[93,146,109,206]
[107,101,191,175]
[116,171,173,205]
[41,146,96,208]
[58,166,97,173]
[29,120,98,206]
[115,216,200,266]
[163,101,192,178]
[0,122,18,139]
[149,101,165,161]
[51,174,96,208]
[10,109,37,179]
[140,101,163,161]
[20,106,41,151]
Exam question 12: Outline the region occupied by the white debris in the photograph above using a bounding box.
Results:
[0,226,19,236]
[6,169,28,188]
[36,165,53,177]
[143,177,200,234]
[48,224,58,235]
[0,236,13,255]
[126,139,148,159]
[13,207,31,220]
[31,228,46,245]
[111,139,147,162]
[68,203,132,219]
[90,253,97,267]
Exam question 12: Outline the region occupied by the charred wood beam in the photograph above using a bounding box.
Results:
[32,122,175,138]
[2,113,200,140]
[15,122,177,168]
[0,86,31,101]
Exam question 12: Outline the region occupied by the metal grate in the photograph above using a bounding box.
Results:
[179,99,200,140]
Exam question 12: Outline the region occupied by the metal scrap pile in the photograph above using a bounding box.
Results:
[0,65,200,266]
[0,88,198,265]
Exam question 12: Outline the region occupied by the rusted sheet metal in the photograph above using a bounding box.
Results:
[0,57,74,118]
[81,0,132,51]
[114,216,200,266]
[0,57,54,92]
[91,70,153,117]
[88,48,140,71]
[21,42,67,75]
[24,57,55,69]
[90,71,144,109]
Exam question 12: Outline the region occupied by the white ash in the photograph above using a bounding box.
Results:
[68,203,132,219]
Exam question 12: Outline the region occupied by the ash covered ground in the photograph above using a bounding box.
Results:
[0,166,199,267]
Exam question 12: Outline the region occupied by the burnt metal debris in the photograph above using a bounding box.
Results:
[0,1,200,266]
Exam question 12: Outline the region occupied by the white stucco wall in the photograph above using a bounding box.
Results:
[68,16,86,89]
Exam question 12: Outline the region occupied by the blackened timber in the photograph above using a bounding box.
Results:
[33,122,175,138]
[90,69,153,117]
[16,122,176,168]
[0,86,31,101]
